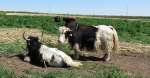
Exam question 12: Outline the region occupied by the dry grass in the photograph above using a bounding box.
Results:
[0,28,149,54]
[0,28,58,44]
[120,42,150,54]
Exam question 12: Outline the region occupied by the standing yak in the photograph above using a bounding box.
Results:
[54,16,119,61]
[58,25,119,61]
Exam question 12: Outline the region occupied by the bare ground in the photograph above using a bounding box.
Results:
[0,47,150,76]
[0,28,150,77]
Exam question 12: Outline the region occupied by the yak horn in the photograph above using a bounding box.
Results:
[23,32,28,40]
[40,30,44,43]
[40,25,45,43]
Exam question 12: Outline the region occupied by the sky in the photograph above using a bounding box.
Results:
[0,0,149,16]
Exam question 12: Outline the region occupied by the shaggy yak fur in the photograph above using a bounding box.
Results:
[23,34,82,67]
[58,25,119,61]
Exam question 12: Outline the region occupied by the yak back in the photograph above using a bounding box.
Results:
[68,25,98,50]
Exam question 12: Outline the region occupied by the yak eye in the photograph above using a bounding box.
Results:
[26,40,32,46]
[69,34,72,37]
[27,42,31,45]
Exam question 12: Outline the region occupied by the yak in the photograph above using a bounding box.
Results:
[58,25,119,61]
[23,33,82,67]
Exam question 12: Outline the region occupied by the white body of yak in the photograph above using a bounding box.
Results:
[39,45,82,67]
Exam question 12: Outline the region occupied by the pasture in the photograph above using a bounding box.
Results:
[0,14,150,78]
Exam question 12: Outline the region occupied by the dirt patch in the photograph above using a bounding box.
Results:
[111,53,150,77]
[0,54,65,75]
[113,42,150,76]
[0,51,150,77]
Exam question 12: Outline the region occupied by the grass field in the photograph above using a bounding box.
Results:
[0,14,150,78]
[0,63,131,78]
[0,15,149,54]
[0,15,149,44]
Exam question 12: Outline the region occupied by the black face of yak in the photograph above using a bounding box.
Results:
[26,36,41,52]
[64,31,75,46]
[25,36,42,63]
[65,31,72,39]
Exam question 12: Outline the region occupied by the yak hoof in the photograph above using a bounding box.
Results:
[73,55,80,60]
[24,56,31,62]
[102,54,110,62]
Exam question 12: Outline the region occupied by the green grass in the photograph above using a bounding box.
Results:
[0,42,25,54]
[0,15,149,55]
[0,11,6,16]
[22,69,129,78]
[0,63,130,78]
[0,15,149,44]
[0,15,63,35]
[0,41,72,55]
[0,67,16,78]
[0,15,149,78]
[0,62,148,78]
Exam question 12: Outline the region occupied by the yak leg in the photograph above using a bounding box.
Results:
[103,51,110,62]
[44,61,47,68]
[102,48,111,61]
[73,43,81,60]
[102,41,111,62]
[43,61,48,72]
[24,56,31,62]
[43,60,48,71]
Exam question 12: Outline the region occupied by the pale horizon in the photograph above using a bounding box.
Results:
[0,0,150,16]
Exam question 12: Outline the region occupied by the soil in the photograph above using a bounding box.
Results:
[0,42,149,77]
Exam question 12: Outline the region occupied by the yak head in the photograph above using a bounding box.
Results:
[23,32,44,64]
[23,32,41,53]
[58,26,73,44]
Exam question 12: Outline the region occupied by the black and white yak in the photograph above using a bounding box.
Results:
[58,25,119,61]
[23,33,82,67]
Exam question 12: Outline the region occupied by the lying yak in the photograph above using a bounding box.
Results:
[58,25,119,61]
[23,33,82,67]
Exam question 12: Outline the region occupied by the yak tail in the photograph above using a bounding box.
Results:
[63,56,82,67]
[112,27,119,53]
